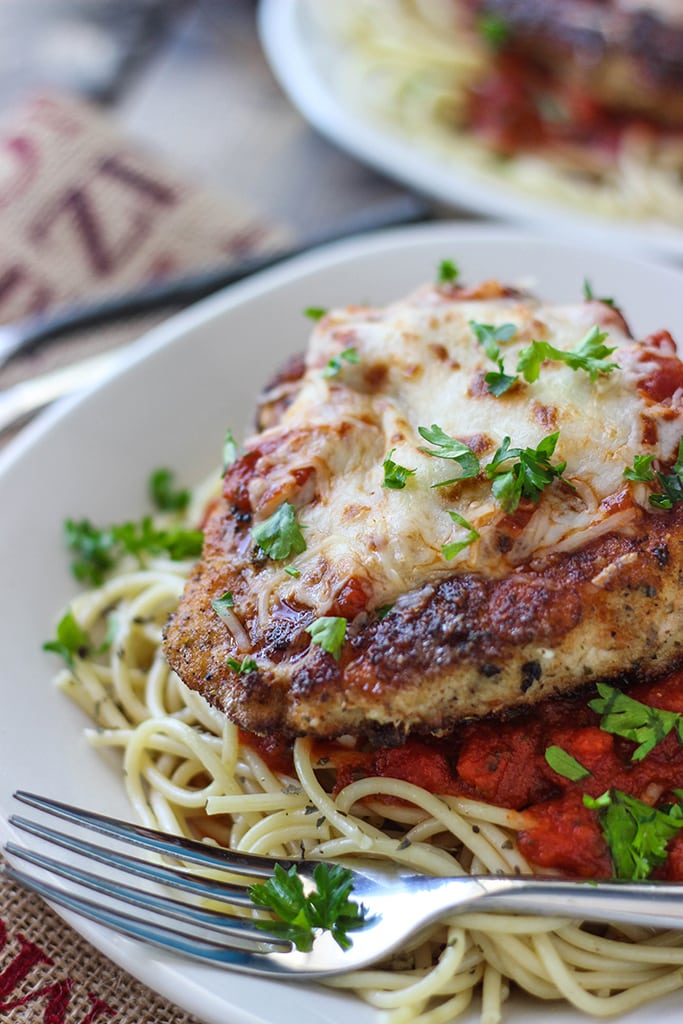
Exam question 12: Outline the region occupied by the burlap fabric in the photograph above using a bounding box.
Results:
[0,91,287,1022]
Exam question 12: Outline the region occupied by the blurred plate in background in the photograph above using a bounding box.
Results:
[258,0,683,263]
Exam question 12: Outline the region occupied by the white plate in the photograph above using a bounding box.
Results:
[1,223,683,1024]
[258,0,683,263]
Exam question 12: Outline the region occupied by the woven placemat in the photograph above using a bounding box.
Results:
[0,90,287,1022]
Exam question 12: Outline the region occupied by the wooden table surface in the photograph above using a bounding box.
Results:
[118,0,416,238]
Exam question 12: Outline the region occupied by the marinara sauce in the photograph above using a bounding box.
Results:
[246,669,683,881]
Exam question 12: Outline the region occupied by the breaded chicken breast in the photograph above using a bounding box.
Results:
[164,279,683,742]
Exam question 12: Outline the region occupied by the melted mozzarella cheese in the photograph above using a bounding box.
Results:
[246,284,683,617]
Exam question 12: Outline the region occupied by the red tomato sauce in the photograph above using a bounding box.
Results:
[464,52,681,160]
[243,670,683,881]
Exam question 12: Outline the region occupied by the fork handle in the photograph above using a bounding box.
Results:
[470,876,683,929]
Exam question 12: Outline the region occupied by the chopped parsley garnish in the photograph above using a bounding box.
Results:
[485,431,571,513]
[251,503,306,560]
[284,565,301,578]
[227,655,258,675]
[248,862,370,952]
[478,13,510,47]
[43,609,91,668]
[470,320,519,396]
[65,518,117,585]
[382,450,416,490]
[64,516,203,585]
[149,468,190,512]
[304,307,328,321]
[442,510,480,559]
[544,745,591,781]
[322,347,359,378]
[305,616,347,660]
[62,467,201,584]
[211,591,235,617]
[470,320,517,358]
[624,453,656,483]
[517,326,619,384]
[417,424,480,485]
[583,279,616,307]
[485,367,519,397]
[589,682,683,761]
[437,259,459,284]
[649,437,683,510]
[375,603,394,620]
[583,789,683,881]
[222,428,240,470]
[109,519,203,562]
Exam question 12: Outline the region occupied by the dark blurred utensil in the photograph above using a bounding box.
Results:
[0,193,430,370]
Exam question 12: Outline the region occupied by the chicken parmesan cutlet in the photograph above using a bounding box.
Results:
[163,276,683,742]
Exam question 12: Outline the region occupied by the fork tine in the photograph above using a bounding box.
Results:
[2,863,297,974]
[13,790,290,879]
[4,842,290,950]
[9,815,256,908]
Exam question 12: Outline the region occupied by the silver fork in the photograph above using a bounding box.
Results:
[4,790,683,980]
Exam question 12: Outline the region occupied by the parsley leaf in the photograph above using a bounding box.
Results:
[484,369,519,397]
[470,320,517,361]
[382,450,416,490]
[649,437,683,510]
[322,347,359,378]
[589,682,683,761]
[42,609,91,668]
[417,424,480,485]
[583,279,616,308]
[437,259,459,284]
[65,516,203,583]
[305,616,347,660]
[486,431,571,513]
[305,307,327,321]
[624,454,656,483]
[222,428,240,470]
[249,862,370,952]
[442,510,479,559]
[517,326,619,384]
[148,468,190,513]
[64,465,202,585]
[470,320,519,396]
[227,655,258,675]
[545,745,591,781]
[110,518,203,562]
[375,603,394,620]
[583,789,683,880]
[211,591,235,617]
[478,13,509,47]
[252,503,306,560]
[65,518,117,586]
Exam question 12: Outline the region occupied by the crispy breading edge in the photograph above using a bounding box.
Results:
[163,497,683,742]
